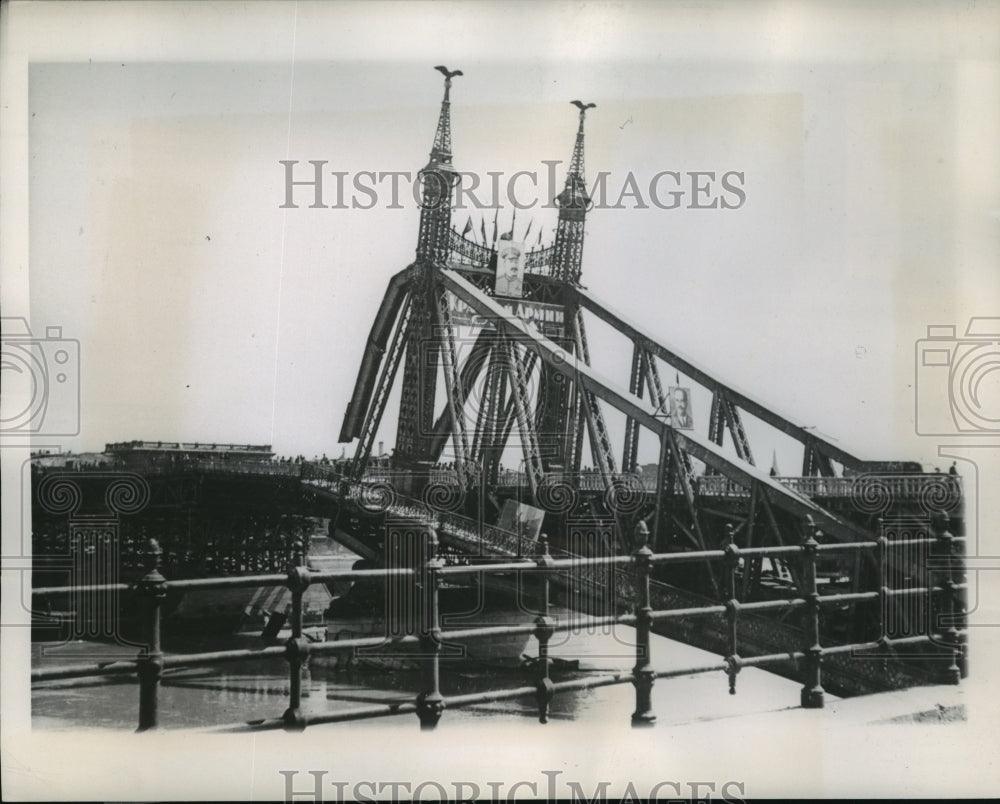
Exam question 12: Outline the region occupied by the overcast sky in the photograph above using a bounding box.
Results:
[12,1,1000,473]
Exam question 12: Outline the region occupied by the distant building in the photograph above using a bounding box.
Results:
[30,450,110,469]
[104,440,273,469]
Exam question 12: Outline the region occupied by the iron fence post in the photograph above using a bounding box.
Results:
[631,539,656,726]
[931,513,962,685]
[136,538,166,732]
[955,518,968,680]
[416,526,445,730]
[283,539,312,730]
[723,524,741,695]
[534,535,556,723]
[800,518,824,708]
[876,518,887,643]
[876,522,892,670]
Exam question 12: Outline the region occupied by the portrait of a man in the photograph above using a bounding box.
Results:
[494,240,525,298]
[668,386,693,429]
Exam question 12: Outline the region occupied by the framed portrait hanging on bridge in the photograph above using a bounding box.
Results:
[668,386,694,429]
[494,239,525,298]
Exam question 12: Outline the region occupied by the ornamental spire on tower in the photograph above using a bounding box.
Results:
[415,65,462,264]
[428,65,463,168]
[556,101,596,218]
[552,100,596,282]
[566,101,595,188]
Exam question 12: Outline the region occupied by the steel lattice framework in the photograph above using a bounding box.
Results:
[338,67,916,559]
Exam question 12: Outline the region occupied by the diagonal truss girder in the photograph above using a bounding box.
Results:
[340,267,412,443]
[438,266,869,543]
[572,309,618,488]
[567,285,867,474]
[428,327,494,461]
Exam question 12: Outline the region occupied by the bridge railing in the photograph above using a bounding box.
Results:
[495,471,962,501]
[446,229,556,276]
[33,459,962,507]
[30,517,966,733]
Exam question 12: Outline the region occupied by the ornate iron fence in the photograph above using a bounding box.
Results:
[30,516,966,732]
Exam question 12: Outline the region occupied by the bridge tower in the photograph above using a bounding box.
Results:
[394,66,463,470]
[534,101,617,482]
[338,69,620,505]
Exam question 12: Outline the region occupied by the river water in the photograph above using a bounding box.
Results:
[31,613,812,732]
[31,608,633,731]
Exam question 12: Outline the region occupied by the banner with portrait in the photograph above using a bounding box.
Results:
[668,386,694,429]
[494,240,525,298]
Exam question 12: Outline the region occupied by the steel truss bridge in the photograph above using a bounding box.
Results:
[32,68,963,590]
[331,67,961,570]
[30,67,966,706]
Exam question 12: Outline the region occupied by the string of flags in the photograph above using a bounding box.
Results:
[451,211,546,249]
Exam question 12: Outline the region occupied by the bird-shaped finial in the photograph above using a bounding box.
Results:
[571,100,596,115]
[435,65,464,81]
